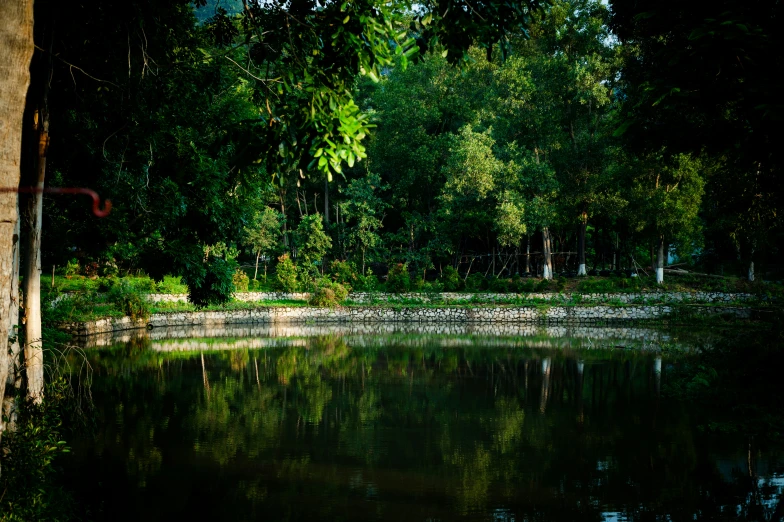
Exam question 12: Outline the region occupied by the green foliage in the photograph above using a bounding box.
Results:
[156,275,188,294]
[244,207,282,266]
[185,258,236,307]
[440,266,463,291]
[275,254,299,293]
[308,279,349,307]
[64,259,79,278]
[386,263,411,293]
[488,276,512,292]
[0,380,75,522]
[294,214,332,268]
[232,269,250,292]
[465,273,488,292]
[108,280,150,321]
[329,260,359,291]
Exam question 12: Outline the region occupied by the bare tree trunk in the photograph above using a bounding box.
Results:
[748,245,755,282]
[656,236,665,285]
[254,251,260,280]
[279,188,289,248]
[525,235,530,273]
[577,213,587,276]
[22,106,48,403]
[0,0,34,441]
[542,227,553,280]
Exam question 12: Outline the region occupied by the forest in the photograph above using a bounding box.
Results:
[10,0,783,302]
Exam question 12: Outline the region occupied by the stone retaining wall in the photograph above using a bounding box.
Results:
[61,304,755,337]
[142,290,756,305]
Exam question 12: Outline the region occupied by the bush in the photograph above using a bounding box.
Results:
[156,275,188,294]
[329,260,358,291]
[186,258,236,307]
[308,278,349,307]
[356,268,380,291]
[0,380,76,521]
[465,273,488,292]
[65,258,79,278]
[386,263,410,293]
[440,266,462,291]
[489,276,512,292]
[232,269,250,292]
[128,276,157,293]
[108,280,150,320]
[275,254,299,292]
[515,279,535,293]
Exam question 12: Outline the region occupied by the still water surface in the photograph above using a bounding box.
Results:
[65,325,783,521]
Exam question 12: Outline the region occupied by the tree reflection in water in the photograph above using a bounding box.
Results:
[65,334,783,521]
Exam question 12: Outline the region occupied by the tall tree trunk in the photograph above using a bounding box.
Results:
[525,235,530,274]
[656,236,665,285]
[748,244,755,282]
[577,212,587,276]
[21,31,53,403]
[254,251,260,280]
[542,227,553,280]
[0,0,34,440]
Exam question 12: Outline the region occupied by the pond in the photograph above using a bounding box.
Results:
[63,325,783,521]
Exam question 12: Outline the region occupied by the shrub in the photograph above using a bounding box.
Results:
[356,268,380,291]
[157,275,188,294]
[108,280,150,320]
[128,276,157,293]
[308,278,349,307]
[329,260,358,291]
[465,273,488,292]
[0,380,76,521]
[386,263,410,293]
[489,276,512,292]
[187,258,236,307]
[440,266,462,291]
[232,269,250,292]
[516,279,535,293]
[275,254,299,292]
[65,258,79,278]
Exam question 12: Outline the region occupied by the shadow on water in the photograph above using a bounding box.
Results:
[63,326,784,521]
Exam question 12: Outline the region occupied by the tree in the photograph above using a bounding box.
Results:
[610,0,783,279]
[623,153,705,284]
[294,214,332,270]
[244,207,281,280]
[0,0,34,439]
[340,171,388,273]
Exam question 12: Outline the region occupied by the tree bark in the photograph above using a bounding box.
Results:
[525,235,530,273]
[656,236,665,284]
[577,213,587,276]
[254,250,260,280]
[3,204,22,432]
[542,227,553,280]
[0,0,34,440]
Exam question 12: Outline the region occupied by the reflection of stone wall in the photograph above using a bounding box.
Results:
[143,291,757,305]
[62,304,754,338]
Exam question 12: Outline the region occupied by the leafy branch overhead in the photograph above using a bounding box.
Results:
[200,0,550,181]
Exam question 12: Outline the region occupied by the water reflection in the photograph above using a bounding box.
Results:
[65,333,783,521]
